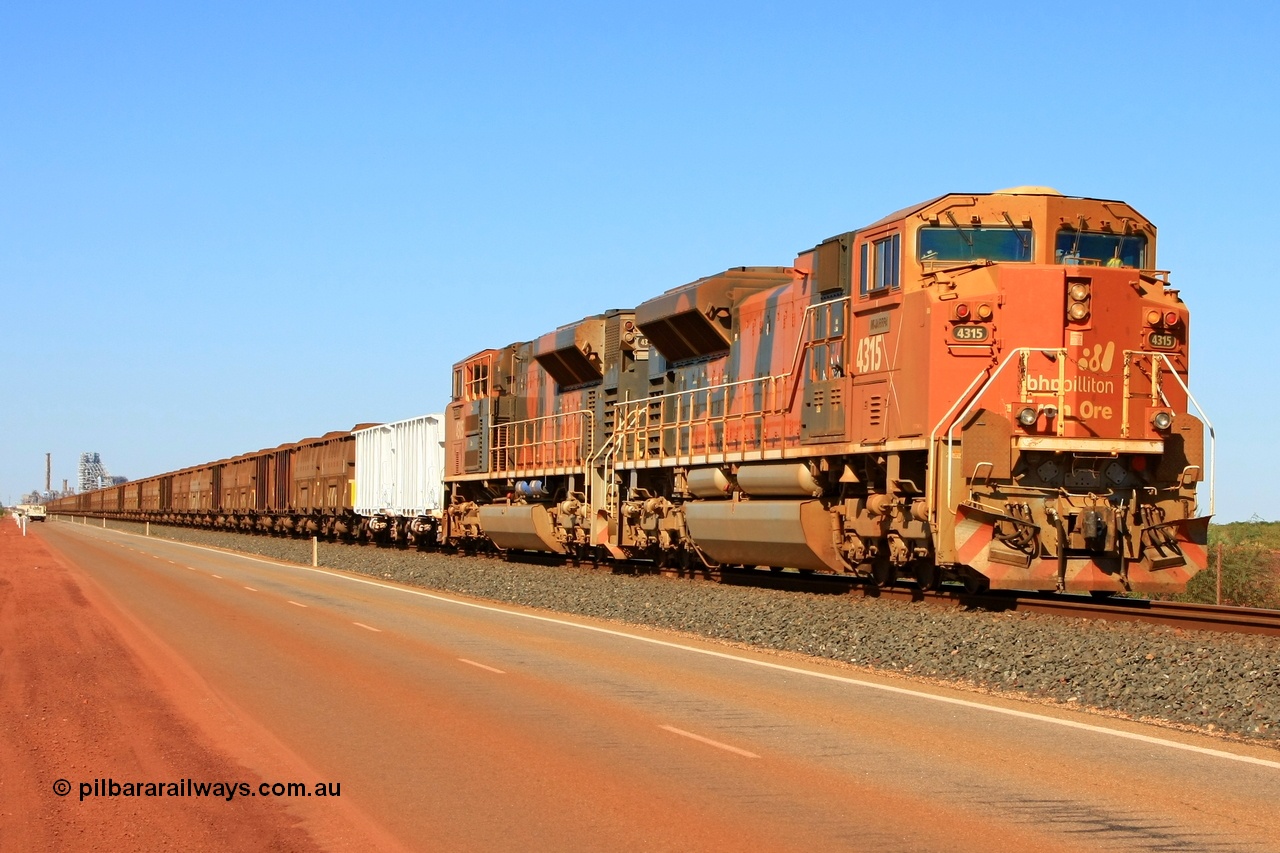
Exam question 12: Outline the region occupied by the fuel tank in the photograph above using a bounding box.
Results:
[735,463,822,497]
[684,499,847,573]
[478,504,566,554]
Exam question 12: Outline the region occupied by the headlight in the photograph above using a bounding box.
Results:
[1069,283,1090,302]
[1017,407,1038,427]
[1068,302,1090,321]
[1152,411,1173,431]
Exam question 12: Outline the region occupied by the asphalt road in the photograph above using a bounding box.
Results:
[37,522,1280,852]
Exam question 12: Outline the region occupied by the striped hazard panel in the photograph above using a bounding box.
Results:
[953,503,996,570]
[1170,517,1210,569]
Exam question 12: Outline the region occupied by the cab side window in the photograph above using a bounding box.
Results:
[466,363,489,401]
[859,233,900,296]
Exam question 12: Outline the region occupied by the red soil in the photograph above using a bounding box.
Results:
[0,520,322,852]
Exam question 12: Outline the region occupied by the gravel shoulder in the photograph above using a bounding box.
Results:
[73,518,1280,748]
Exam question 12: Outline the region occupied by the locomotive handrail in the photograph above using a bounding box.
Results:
[585,404,646,530]
[1120,350,1171,433]
[1146,350,1215,517]
[587,404,641,466]
[927,347,1067,527]
[925,369,991,527]
[947,348,1069,517]
[615,375,790,465]
[929,347,1215,528]
[614,297,850,464]
[489,408,595,474]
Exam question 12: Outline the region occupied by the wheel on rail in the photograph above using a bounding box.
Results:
[909,559,940,592]
[959,567,990,595]
[871,549,897,589]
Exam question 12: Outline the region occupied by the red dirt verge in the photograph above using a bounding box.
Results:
[0,520,328,852]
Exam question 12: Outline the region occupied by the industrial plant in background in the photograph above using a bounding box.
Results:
[78,452,127,493]
[21,452,128,506]
[20,453,74,505]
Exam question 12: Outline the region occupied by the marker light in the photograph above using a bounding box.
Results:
[1042,406,1058,420]
[1152,411,1173,431]
[1146,309,1161,325]
[1068,302,1090,321]
[1017,406,1038,427]
[977,303,993,320]
[955,304,971,320]
[1164,311,1180,326]
[1069,283,1090,302]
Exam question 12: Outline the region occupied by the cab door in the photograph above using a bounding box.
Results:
[850,230,903,444]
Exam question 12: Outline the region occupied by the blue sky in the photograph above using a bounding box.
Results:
[2,1,1277,522]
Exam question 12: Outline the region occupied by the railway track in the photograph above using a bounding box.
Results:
[710,565,1280,637]
[952,593,1280,637]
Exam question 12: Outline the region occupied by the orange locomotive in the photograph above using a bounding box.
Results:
[445,187,1212,594]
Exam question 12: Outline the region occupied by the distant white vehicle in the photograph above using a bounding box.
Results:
[17,504,47,521]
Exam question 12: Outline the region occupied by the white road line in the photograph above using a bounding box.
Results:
[68,526,1280,772]
[353,622,382,633]
[244,586,257,592]
[287,600,308,608]
[301,573,1280,770]
[458,658,504,674]
[660,725,760,758]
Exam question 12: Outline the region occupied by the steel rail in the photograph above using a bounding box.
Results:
[868,586,1280,637]
[673,564,1280,637]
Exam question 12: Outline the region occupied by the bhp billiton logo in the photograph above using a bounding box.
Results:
[1077,341,1115,373]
